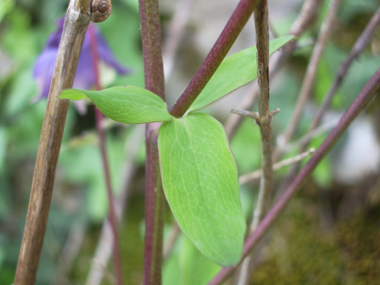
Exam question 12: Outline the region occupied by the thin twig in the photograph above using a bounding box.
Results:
[279,120,336,153]
[169,0,260,118]
[208,67,380,285]
[281,6,380,185]
[279,0,342,153]
[91,260,117,284]
[55,223,86,285]
[225,0,324,139]
[239,148,315,185]
[14,1,91,283]
[88,23,123,285]
[163,221,181,261]
[163,0,193,80]
[310,5,380,133]
[85,126,144,285]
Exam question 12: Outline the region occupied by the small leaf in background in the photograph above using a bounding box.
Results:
[59,86,173,124]
[180,237,222,285]
[158,113,246,266]
[188,35,294,113]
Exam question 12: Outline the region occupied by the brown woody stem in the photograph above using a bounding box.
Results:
[14,1,91,283]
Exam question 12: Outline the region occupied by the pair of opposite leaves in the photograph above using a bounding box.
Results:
[60,36,294,266]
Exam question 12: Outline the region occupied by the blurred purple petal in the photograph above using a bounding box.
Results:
[33,17,131,108]
[33,49,57,98]
[74,51,96,90]
[95,31,131,75]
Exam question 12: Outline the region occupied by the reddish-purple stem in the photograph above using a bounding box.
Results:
[144,124,165,285]
[88,23,124,285]
[209,68,380,284]
[139,0,166,284]
[169,0,260,118]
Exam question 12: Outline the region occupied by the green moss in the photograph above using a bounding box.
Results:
[251,194,380,284]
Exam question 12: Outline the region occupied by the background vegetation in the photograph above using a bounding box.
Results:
[1,0,380,284]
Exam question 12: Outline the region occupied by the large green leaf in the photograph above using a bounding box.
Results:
[188,35,294,113]
[59,86,173,124]
[158,113,246,266]
[180,237,222,285]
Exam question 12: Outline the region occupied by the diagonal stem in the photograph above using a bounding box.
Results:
[239,148,315,185]
[309,5,380,133]
[279,6,380,184]
[169,0,260,118]
[14,1,91,283]
[209,67,380,285]
[279,0,342,150]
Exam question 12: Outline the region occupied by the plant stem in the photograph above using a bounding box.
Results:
[139,0,165,284]
[225,0,324,139]
[309,5,380,133]
[14,1,91,283]
[169,0,260,118]
[236,2,272,283]
[280,6,380,185]
[88,23,124,285]
[251,0,273,228]
[163,221,180,261]
[163,0,193,80]
[238,148,315,185]
[144,125,165,285]
[139,0,165,100]
[279,0,342,151]
[208,67,380,285]
[85,126,144,285]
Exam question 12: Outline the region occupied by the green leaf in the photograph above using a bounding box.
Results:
[180,237,222,285]
[60,86,173,124]
[188,35,294,113]
[158,113,246,266]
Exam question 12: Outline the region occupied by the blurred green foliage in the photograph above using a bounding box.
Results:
[0,0,144,283]
[1,0,380,284]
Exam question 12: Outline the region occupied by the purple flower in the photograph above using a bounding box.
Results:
[33,18,130,113]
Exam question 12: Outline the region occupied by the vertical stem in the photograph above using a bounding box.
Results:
[139,0,165,284]
[252,0,272,228]
[88,23,124,285]
[144,125,165,285]
[14,1,91,284]
[237,1,272,283]
[139,0,165,100]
